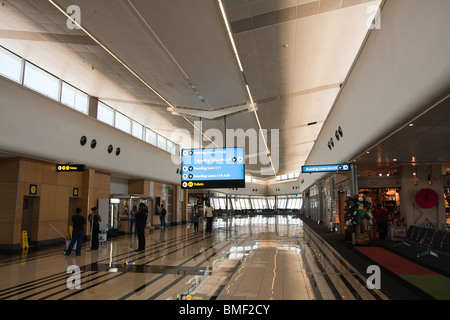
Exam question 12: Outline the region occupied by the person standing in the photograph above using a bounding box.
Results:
[66,208,86,256]
[135,203,148,251]
[192,205,200,233]
[89,207,101,250]
[373,204,388,240]
[160,204,167,230]
[205,202,214,233]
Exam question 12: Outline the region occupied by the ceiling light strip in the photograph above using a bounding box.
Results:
[48,0,175,109]
[218,0,276,177]
[48,0,218,149]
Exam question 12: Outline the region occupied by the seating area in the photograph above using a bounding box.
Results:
[396,226,450,258]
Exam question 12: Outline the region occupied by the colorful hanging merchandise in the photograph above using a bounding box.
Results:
[344,195,374,245]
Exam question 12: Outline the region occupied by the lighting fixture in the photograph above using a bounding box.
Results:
[48,0,219,149]
[218,0,276,178]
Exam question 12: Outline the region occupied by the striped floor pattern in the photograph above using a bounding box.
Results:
[0,216,389,300]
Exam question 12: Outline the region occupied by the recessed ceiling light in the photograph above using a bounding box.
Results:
[393,159,398,162]
[409,123,414,127]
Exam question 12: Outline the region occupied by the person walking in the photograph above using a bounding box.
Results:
[160,204,167,230]
[205,202,214,233]
[89,207,101,250]
[66,208,86,256]
[135,203,148,251]
[192,205,200,233]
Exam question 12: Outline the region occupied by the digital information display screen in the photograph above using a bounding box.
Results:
[301,164,350,173]
[181,148,245,189]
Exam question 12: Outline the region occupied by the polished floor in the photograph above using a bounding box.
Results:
[0,215,388,300]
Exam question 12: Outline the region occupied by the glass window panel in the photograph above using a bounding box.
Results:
[219,198,225,210]
[23,62,60,100]
[61,82,88,114]
[245,199,251,210]
[0,47,22,82]
[251,198,257,209]
[287,199,293,209]
[268,198,275,210]
[288,173,295,179]
[167,140,175,154]
[146,129,157,145]
[212,198,219,210]
[115,112,131,133]
[257,199,263,209]
[97,102,114,126]
[132,121,143,139]
[157,135,167,150]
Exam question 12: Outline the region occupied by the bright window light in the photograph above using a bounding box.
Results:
[146,129,157,146]
[0,47,22,83]
[23,62,60,100]
[61,82,88,114]
[132,121,144,140]
[97,101,115,126]
[115,112,131,134]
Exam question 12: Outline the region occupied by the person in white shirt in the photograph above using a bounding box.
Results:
[204,202,214,233]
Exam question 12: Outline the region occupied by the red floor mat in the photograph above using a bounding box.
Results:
[355,246,438,275]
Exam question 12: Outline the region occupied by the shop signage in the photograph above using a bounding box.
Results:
[302,164,350,173]
[56,164,86,172]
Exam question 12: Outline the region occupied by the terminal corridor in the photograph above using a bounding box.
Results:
[0,216,388,301]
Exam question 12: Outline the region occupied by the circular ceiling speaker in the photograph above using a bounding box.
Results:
[80,136,87,146]
[90,139,97,149]
[116,147,121,156]
[108,145,113,154]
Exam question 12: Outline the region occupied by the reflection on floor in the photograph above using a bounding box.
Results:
[0,215,388,300]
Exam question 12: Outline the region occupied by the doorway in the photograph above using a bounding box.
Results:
[21,196,40,243]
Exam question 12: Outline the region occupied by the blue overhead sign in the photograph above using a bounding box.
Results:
[302,164,350,173]
[181,148,245,189]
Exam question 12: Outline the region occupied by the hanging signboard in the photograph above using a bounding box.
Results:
[181,148,245,189]
[56,164,86,172]
[302,164,350,173]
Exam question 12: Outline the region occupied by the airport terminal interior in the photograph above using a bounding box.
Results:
[0,0,449,304]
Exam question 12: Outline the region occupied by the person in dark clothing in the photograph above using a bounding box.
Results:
[89,207,101,250]
[373,204,388,240]
[160,204,167,230]
[135,203,148,251]
[66,208,86,256]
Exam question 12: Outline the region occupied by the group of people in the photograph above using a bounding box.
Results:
[65,201,216,256]
[65,206,101,256]
[190,202,215,233]
[65,202,159,256]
